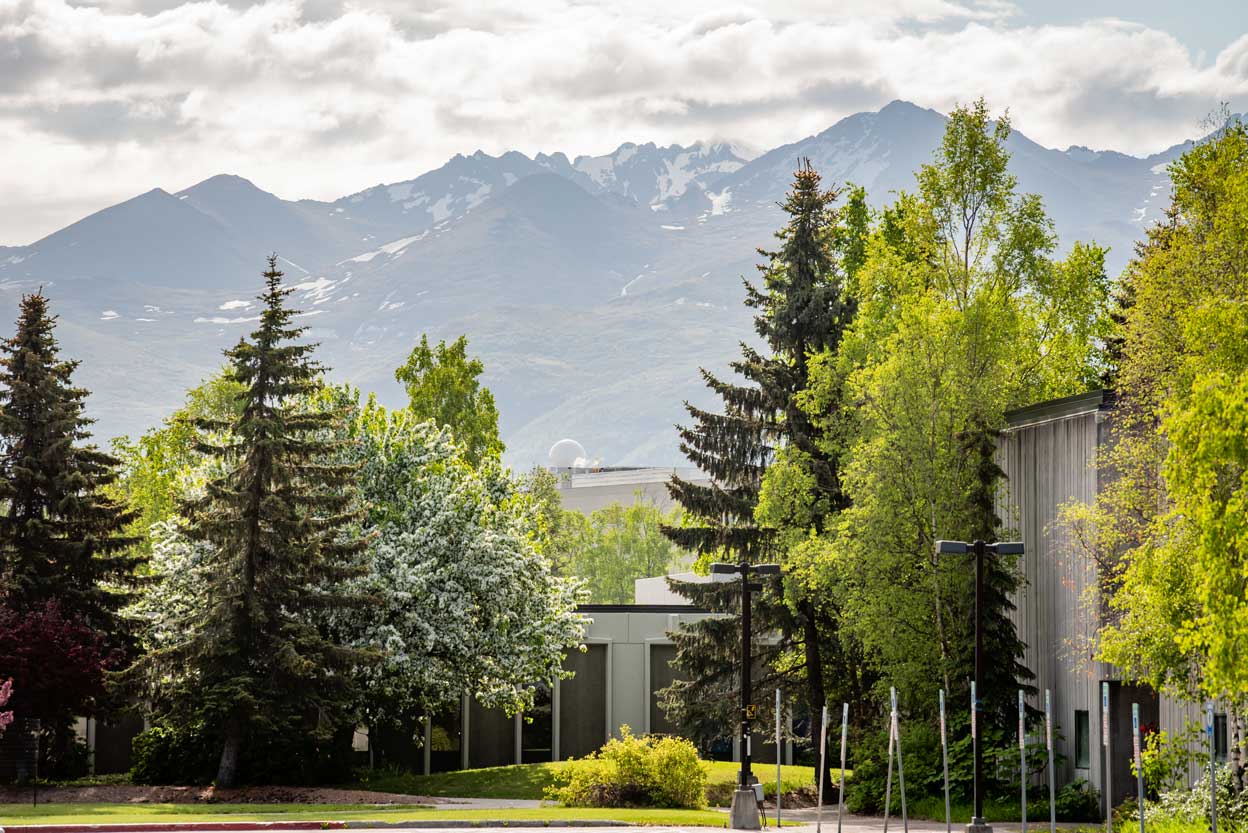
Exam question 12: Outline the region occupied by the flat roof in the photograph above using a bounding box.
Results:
[577,603,708,614]
[1005,389,1112,428]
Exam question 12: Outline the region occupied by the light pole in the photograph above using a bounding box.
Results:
[711,560,780,831]
[935,539,1023,833]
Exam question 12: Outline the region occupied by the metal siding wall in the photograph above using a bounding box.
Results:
[999,409,1109,793]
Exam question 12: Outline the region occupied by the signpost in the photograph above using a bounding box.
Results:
[1046,690,1056,833]
[884,687,908,833]
[1133,703,1144,833]
[838,703,848,833]
[940,689,952,833]
[1019,690,1028,833]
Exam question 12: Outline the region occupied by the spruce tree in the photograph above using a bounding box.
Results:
[135,257,371,787]
[0,290,138,630]
[663,164,863,790]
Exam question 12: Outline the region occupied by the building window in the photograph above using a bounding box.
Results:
[1216,714,1228,762]
[1075,710,1091,769]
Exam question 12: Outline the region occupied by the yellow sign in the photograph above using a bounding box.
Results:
[745,704,758,719]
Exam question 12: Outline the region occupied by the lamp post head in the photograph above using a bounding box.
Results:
[709,562,738,575]
[992,541,1024,555]
[753,564,781,576]
[936,540,969,555]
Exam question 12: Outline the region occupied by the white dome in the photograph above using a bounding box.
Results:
[549,438,588,468]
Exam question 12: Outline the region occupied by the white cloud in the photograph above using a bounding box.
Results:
[0,0,1245,244]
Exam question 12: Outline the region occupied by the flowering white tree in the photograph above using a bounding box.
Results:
[337,394,587,723]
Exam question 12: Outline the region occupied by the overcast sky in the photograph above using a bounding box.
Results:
[2,0,1247,245]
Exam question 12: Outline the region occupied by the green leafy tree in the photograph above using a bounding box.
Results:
[1080,120,1248,774]
[127,257,372,787]
[395,334,503,465]
[662,164,864,791]
[570,498,690,604]
[801,100,1109,737]
[110,371,245,552]
[0,291,139,631]
[515,467,590,577]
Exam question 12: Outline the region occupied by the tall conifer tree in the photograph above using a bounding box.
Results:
[0,291,137,629]
[663,164,862,789]
[134,257,371,787]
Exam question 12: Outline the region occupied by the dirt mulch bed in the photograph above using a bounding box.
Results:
[0,784,432,805]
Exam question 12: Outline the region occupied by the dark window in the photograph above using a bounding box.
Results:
[1216,714,1228,762]
[1075,710,1091,769]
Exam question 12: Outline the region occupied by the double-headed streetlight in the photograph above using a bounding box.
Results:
[935,539,1024,833]
[710,559,781,830]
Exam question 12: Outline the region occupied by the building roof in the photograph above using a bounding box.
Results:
[1004,389,1113,429]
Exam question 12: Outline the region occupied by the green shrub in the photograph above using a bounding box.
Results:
[131,724,217,785]
[546,725,708,809]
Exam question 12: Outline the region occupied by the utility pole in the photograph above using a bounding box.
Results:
[710,560,781,831]
[936,539,1024,833]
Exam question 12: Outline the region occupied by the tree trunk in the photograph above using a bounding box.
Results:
[216,716,243,788]
[800,599,835,803]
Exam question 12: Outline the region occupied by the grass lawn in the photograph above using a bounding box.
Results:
[0,803,730,827]
[354,760,828,803]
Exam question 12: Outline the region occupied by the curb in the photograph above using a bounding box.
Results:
[0,821,639,832]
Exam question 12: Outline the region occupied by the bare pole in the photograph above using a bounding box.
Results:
[884,691,896,833]
[895,687,908,833]
[816,705,829,833]
[1209,701,1218,833]
[1020,690,1028,833]
[776,688,782,830]
[838,703,848,833]
[941,689,952,833]
[1046,690,1056,833]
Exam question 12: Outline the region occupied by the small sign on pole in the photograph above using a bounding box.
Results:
[838,703,848,833]
[1020,690,1028,833]
[940,689,951,833]
[816,705,829,833]
[971,680,978,741]
[1133,703,1144,833]
[1046,690,1056,833]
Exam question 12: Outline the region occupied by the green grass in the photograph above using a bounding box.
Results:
[904,795,1102,824]
[0,803,730,827]
[354,760,828,803]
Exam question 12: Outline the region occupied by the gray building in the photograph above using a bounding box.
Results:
[1000,390,1213,801]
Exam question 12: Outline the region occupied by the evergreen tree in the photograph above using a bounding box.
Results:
[0,290,138,630]
[663,164,863,791]
[131,257,371,787]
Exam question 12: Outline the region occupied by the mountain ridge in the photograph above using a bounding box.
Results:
[0,101,1210,467]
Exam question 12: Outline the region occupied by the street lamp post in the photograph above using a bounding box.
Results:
[935,539,1023,833]
[711,560,780,831]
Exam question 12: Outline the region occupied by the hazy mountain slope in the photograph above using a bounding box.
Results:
[0,101,1204,468]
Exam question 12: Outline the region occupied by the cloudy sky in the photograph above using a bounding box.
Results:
[2,0,1247,245]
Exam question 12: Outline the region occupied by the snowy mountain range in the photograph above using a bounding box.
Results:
[0,101,1199,467]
